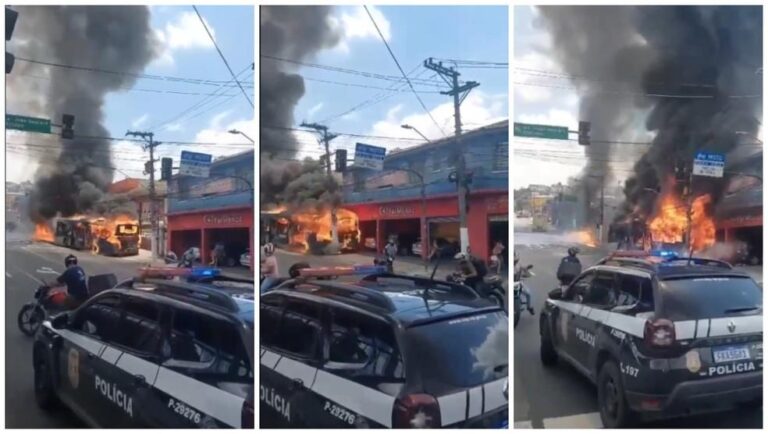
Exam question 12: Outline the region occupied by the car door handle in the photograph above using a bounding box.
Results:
[289,378,304,391]
[86,352,97,360]
[133,374,147,387]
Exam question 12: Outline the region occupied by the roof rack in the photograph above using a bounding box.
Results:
[141,279,240,312]
[358,273,478,298]
[287,281,396,312]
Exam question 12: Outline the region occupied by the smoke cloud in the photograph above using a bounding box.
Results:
[537,6,762,221]
[260,155,341,212]
[8,6,157,221]
[260,6,340,155]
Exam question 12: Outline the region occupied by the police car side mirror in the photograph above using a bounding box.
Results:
[548,288,563,300]
[50,312,70,330]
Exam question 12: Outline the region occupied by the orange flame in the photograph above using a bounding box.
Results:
[34,223,55,242]
[90,214,139,253]
[575,229,598,248]
[288,208,360,252]
[648,190,715,253]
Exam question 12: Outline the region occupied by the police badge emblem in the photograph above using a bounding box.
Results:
[685,350,701,373]
[67,348,80,389]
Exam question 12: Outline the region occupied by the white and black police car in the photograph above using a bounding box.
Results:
[33,267,254,428]
[261,265,509,428]
[540,251,762,427]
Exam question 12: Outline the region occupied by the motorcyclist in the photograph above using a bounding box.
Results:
[557,247,582,286]
[210,242,226,266]
[56,254,88,308]
[179,247,201,268]
[455,250,487,294]
[513,251,534,314]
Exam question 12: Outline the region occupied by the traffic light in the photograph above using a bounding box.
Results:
[578,121,591,146]
[61,114,75,139]
[160,157,172,181]
[6,7,18,74]
[335,149,347,172]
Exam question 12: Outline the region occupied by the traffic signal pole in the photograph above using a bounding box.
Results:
[424,58,479,254]
[126,131,161,261]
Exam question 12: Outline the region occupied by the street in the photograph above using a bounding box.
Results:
[5,236,252,428]
[512,231,762,429]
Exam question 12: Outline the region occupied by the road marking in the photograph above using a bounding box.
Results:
[36,266,59,275]
[514,420,534,429]
[542,412,602,428]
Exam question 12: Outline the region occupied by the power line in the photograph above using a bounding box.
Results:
[364,6,445,137]
[14,57,254,88]
[435,58,508,66]
[514,66,718,89]
[514,81,761,99]
[304,75,441,93]
[192,6,253,108]
[261,125,423,142]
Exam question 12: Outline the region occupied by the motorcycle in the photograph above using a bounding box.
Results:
[513,265,535,329]
[18,282,68,337]
[165,247,201,268]
[447,272,507,312]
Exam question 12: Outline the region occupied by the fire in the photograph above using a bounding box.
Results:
[34,222,55,242]
[648,191,715,252]
[288,208,360,252]
[263,206,287,215]
[574,229,598,248]
[90,214,139,253]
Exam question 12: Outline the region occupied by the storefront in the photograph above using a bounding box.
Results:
[167,206,253,268]
[346,190,508,261]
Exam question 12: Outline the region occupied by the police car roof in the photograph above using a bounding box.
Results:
[278,274,499,326]
[596,255,748,280]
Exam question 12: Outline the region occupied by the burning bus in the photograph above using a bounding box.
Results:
[261,207,361,254]
[40,215,140,257]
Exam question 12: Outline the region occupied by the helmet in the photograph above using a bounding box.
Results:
[65,254,78,267]
[288,262,311,278]
[568,247,580,256]
[263,243,275,256]
[454,252,468,261]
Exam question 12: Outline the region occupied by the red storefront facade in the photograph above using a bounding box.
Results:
[167,206,254,268]
[346,189,508,261]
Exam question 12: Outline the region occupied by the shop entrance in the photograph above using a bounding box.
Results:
[732,226,762,265]
[381,218,421,256]
[170,230,201,258]
[428,219,460,259]
[489,216,509,266]
[359,220,377,251]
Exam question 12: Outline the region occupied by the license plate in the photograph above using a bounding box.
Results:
[713,345,751,363]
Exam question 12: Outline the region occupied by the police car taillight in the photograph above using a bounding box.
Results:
[644,318,676,347]
[242,400,254,428]
[393,393,441,428]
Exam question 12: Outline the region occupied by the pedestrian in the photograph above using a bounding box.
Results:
[491,240,505,274]
[384,237,397,273]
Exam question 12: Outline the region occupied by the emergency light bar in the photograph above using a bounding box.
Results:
[138,266,221,280]
[298,265,387,278]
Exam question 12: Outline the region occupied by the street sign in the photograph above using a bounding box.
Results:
[354,143,386,171]
[6,114,51,133]
[179,150,212,178]
[513,122,569,140]
[693,152,725,178]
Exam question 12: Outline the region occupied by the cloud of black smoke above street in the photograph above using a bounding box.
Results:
[537,6,762,221]
[7,6,157,221]
[260,6,342,210]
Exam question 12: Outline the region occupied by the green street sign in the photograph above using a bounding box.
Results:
[514,122,569,140]
[6,114,51,134]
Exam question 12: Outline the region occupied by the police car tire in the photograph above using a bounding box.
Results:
[597,361,634,428]
[539,322,558,366]
[34,350,58,410]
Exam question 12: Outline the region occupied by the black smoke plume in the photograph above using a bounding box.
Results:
[538,6,762,222]
[7,6,157,221]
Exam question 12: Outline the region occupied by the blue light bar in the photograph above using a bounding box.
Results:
[650,249,678,259]
[353,265,387,275]
[190,267,221,278]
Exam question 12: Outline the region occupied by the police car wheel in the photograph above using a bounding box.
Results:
[34,351,58,410]
[597,361,633,428]
[539,322,558,366]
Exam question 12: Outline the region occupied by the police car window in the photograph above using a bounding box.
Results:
[111,297,162,355]
[260,294,284,348]
[73,295,122,342]
[566,272,594,302]
[272,300,322,359]
[615,274,642,308]
[583,272,617,307]
[326,309,405,391]
[164,309,252,385]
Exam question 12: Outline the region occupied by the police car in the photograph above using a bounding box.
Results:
[540,251,762,427]
[260,265,508,428]
[32,267,254,428]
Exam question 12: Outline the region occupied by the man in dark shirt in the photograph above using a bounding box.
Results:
[57,255,88,306]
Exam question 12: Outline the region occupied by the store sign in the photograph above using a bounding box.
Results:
[379,206,414,217]
[204,214,244,225]
[486,196,509,213]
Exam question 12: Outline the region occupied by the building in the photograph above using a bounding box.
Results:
[166,150,254,268]
[342,121,508,261]
[715,150,762,262]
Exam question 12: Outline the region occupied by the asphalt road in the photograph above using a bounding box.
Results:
[513,231,762,429]
[5,239,157,428]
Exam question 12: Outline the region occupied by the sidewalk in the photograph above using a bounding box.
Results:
[135,249,254,280]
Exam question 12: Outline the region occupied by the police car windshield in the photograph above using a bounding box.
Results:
[659,276,762,321]
[405,311,508,393]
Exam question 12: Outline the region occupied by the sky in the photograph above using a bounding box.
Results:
[6,5,255,183]
[285,5,509,159]
[513,6,584,189]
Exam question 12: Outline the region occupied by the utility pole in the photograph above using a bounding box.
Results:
[301,122,340,252]
[424,58,479,254]
[126,130,161,261]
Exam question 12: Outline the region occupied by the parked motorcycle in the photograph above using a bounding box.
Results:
[17,282,68,336]
[165,247,201,268]
[447,272,507,312]
[513,264,535,329]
